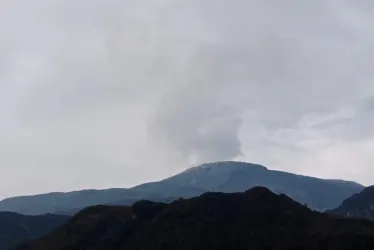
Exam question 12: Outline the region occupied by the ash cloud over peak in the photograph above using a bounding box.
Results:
[1,0,374,196]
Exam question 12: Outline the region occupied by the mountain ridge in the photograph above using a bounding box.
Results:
[0,161,364,215]
[329,185,374,220]
[0,212,68,250]
[12,187,374,250]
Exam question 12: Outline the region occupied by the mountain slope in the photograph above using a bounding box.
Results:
[13,187,374,250]
[329,186,374,220]
[0,189,130,215]
[0,186,203,215]
[0,212,68,250]
[0,161,364,215]
[160,161,364,211]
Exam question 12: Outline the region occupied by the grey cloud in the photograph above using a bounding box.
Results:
[1,0,374,196]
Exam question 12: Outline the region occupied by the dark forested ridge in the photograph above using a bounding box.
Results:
[0,161,364,215]
[0,212,68,250]
[329,185,374,220]
[13,187,374,250]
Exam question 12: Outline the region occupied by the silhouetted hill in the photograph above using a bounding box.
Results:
[13,187,374,250]
[54,197,177,216]
[0,212,68,250]
[329,186,374,220]
[0,161,364,215]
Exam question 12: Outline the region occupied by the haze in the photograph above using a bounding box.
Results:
[1,0,374,198]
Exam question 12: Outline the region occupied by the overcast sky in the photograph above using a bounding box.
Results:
[1,0,374,198]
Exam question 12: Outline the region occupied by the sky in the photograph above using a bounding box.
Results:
[1,0,374,198]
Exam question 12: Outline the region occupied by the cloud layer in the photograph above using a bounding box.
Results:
[1,0,374,197]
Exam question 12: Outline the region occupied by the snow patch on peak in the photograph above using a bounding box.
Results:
[165,161,267,191]
[184,161,268,173]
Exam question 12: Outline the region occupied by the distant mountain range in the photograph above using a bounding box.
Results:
[0,161,364,215]
[0,212,68,250]
[12,187,374,250]
[329,186,374,220]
